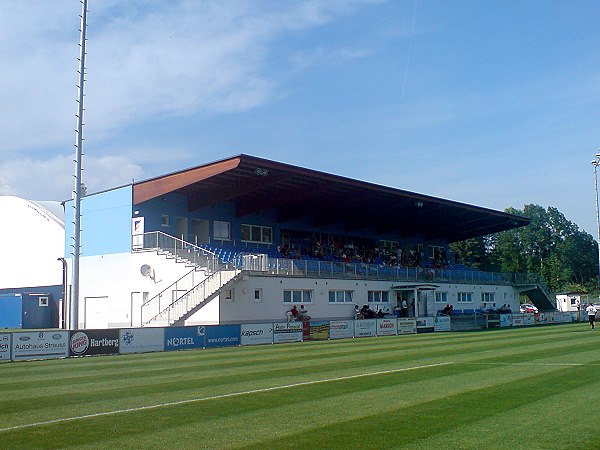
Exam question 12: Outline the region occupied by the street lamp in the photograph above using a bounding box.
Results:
[591,153,600,290]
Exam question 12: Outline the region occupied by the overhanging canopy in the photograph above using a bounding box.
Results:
[133,154,529,243]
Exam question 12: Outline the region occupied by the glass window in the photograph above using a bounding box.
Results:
[435,292,448,303]
[241,224,273,244]
[214,221,230,240]
[329,290,353,303]
[161,215,169,227]
[458,292,472,303]
[368,290,388,303]
[284,289,312,303]
[481,292,495,303]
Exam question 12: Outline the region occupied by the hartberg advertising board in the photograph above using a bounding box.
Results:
[70,329,119,356]
[241,323,273,346]
[354,319,377,337]
[12,330,69,361]
[330,320,354,340]
[119,328,165,354]
[397,318,417,334]
[164,326,206,351]
[205,325,241,348]
[376,318,398,336]
[273,322,303,343]
[0,333,11,361]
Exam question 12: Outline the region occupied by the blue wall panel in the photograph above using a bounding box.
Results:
[0,295,22,328]
[65,185,133,256]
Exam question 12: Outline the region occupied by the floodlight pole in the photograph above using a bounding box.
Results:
[592,153,600,292]
[70,0,88,330]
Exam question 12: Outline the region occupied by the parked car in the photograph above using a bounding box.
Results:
[520,304,539,314]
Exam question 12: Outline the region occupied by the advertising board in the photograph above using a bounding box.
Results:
[273,322,303,344]
[12,331,69,361]
[0,333,11,361]
[416,317,434,333]
[241,323,273,346]
[164,326,206,351]
[354,319,377,337]
[512,314,524,327]
[308,321,330,340]
[119,328,165,354]
[499,314,513,327]
[205,325,240,348]
[329,320,354,340]
[377,318,397,336]
[397,318,417,334]
[70,329,119,356]
[434,316,451,332]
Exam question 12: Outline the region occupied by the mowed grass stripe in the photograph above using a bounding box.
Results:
[2,353,596,448]
[1,323,598,448]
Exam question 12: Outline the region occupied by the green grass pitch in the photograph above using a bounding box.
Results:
[2,323,600,449]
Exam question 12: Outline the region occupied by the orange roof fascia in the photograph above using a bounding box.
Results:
[133,157,241,205]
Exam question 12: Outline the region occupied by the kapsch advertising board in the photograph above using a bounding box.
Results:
[70,329,119,356]
[119,328,165,354]
[354,319,377,337]
[12,331,69,361]
[330,320,354,340]
[273,322,303,344]
[397,318,417,334]
[0,333,11,361]
[241,323,273,346]
[377,318,398,336]
[164,326,206,351]
[205,325,240,348]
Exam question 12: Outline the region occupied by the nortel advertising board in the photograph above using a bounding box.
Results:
[273,322,303,344]
[164,326,205,351]
[354,319,377,337]
[205,325,240,348]
[12,331,69,361]
[241,323,273,346]
[119,328,165,354]
[397,318,417,334]
[0,333,11,361]
[70,329,120,356]
[376,318,398,336]
[330,320,354,340]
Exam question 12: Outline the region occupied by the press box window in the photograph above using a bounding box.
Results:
[161,215,170,227]
[241,224,273,243]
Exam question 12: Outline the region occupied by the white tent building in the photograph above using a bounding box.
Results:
[0,196,65,290]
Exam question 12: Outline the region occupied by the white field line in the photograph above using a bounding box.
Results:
[461,362,599,367]
[0,362,450,433]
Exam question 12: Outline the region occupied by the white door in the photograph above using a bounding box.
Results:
[84,296,109,329]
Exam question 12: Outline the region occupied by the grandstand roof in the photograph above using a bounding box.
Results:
[133,154,529,243]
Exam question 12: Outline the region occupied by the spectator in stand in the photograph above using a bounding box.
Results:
[354,305,364,320]
[289,305,299,321]
[442,304,452,316]
[299,304,311,321]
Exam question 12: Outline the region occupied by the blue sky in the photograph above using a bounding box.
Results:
[1,0,600,237]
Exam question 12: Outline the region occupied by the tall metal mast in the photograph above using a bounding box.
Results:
[70,0,88,330]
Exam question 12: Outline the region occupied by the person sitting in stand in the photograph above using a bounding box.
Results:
[442,304,452,316]
[354,305,364,320]
[289,305,299,321]
[361,304,376,319]
[299,304,311,321]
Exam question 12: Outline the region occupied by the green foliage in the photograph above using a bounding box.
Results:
[451,204,599,293]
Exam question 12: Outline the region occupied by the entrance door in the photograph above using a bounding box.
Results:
[417,290,428,317]
[191,219,209,244]
[84,296,109,329]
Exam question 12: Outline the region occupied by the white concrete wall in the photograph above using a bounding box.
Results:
[71,251,206,328]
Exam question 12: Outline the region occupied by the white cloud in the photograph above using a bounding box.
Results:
[0,154,144,201]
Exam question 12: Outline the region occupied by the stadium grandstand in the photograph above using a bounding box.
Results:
[54,154,554,330]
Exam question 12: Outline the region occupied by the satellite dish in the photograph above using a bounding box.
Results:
[140,264,152,277]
